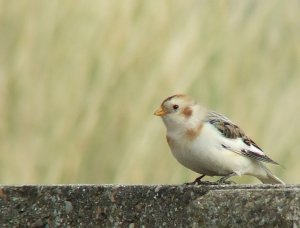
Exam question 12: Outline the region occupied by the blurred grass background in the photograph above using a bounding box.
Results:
[0,0,299,184]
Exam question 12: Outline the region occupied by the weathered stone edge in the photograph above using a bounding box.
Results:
[0,184,299,227]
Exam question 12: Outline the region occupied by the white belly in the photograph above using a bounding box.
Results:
[167,123,255,176]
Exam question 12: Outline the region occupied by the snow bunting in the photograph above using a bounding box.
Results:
[154,94,284,184]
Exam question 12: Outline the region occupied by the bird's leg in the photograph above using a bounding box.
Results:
[192,174,206,184]
[217,173,236,184]
[185,174,206,185]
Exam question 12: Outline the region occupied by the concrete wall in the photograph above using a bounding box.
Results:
[0,184,299,227]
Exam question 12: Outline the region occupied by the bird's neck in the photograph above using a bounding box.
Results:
[165,107,206,138]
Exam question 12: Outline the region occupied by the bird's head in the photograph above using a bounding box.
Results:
[154,94,204,132]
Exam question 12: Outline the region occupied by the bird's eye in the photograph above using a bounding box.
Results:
[173,104,179,110]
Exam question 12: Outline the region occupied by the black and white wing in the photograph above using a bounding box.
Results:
[204,111,279,165]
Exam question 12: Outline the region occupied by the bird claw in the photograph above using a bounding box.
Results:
[217,180,236,185]
[184,173,237,185]
[184,180,217,185]
[184,175,209,185]
[216,173,236,185]
[185,175,218,185]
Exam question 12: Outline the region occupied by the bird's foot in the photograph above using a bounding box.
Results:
[186,174,205,185]
[217,173,236,185]
[217,180,236,185]
[185,180,217,185]
[184,175,218,185]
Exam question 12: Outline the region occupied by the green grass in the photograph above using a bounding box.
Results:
[0,0,299,184]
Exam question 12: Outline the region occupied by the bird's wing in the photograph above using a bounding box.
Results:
[204,111,279,165]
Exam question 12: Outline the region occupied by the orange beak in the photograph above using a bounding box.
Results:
[154,107,167,116]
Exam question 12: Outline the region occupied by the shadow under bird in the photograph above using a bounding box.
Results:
[154,94,284,184]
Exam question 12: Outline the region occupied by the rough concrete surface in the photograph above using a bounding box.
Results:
[0,184,299,227]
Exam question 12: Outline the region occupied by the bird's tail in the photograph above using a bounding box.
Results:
[257,165,285,185]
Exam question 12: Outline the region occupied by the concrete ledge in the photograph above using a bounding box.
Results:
[0,184,299,227]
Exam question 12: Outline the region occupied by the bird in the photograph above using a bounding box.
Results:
[154,94,285,184]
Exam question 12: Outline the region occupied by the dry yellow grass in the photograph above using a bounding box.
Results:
[0,0,299,184]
